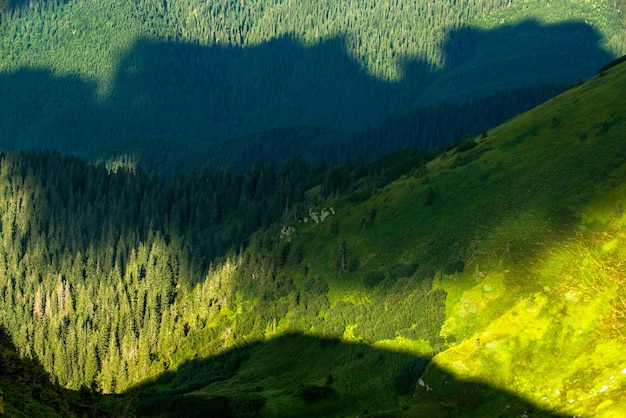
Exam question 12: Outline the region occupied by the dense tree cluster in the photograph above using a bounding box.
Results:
[0,149,443,394]
[0,0,622,174]
[3,0,624,78]
[0,325,125,417]
[0,0,518,79]
[0,150,317,391]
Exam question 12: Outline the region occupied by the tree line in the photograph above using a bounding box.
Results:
[0,148,442,393]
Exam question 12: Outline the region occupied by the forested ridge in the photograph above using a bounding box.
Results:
[2,0,624,78]
[0,148,434,394]
[1,0,626,415]
[1,58,626,415]
[0,149,315,392]
[0,0,624,173]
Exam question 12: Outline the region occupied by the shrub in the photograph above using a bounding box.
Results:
[326,218,339,237]
[393,359,430,395]
[614,202,624,219]
[456,136,477,152]
[359,207,378,230]
[363,270,385,289]
[450,148,485,168]
[287,244,303,265]
[414,266,435,291]
[387,263,417,281]
[412,163,427,178]
[443,257,464,275]
[347,256,360,272]
[303,278,329,296]
[296,384,336,403]
[424,187,435,205]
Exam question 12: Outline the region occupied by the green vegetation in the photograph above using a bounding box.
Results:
[0,145,431,393]
[2,0,623,81]
[0,57,625,416]
[138,58,626,416]
[0,0,623,173]
[1,1,626,416]
[473,0,626,55]
[0,326,125,417]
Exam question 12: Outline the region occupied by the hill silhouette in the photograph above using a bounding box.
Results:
[0,325,567,416]
[0,325,126,417]
[128,332,568,417]
[0,19,613,173]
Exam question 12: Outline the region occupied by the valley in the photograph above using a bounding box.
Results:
[1,1,626,416]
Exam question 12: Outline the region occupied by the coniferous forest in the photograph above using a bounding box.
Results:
[0,148,436,392]
[0,0,624,173]
[1,0,626,417]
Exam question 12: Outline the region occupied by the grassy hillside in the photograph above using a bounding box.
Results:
[128,58,626,417]
[426,61,626,417]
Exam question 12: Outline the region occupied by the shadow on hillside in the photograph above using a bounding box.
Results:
[0,0,22,11]
[0,0,29,12]
[0,19,613,173]
[0,0,71,14]
[127,332,566,417]
[422,20,611,104]
[0,326,126,417]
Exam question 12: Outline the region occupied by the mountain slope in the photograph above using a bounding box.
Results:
[127,58,626,417]
[0,326,126,417]
[0,58,625,417]
[425,61,626,417]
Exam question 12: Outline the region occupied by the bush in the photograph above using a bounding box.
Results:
[393,359,430,395]
[296,384,336,403]
[347,256,360,272]
[387,263,417,281]
[287,244,303,266]
[362,270,385,289]
[456,136,477,152]
[303,278,329,296]
[359,207,378,230]
[414,266,435,291]
[326,218,339,237]
[443,257,465,275]
[412,163,427,178]
[450,148,485,168]
[424,187,435,205]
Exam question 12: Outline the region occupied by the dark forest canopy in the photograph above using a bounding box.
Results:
[0,0,624,173]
